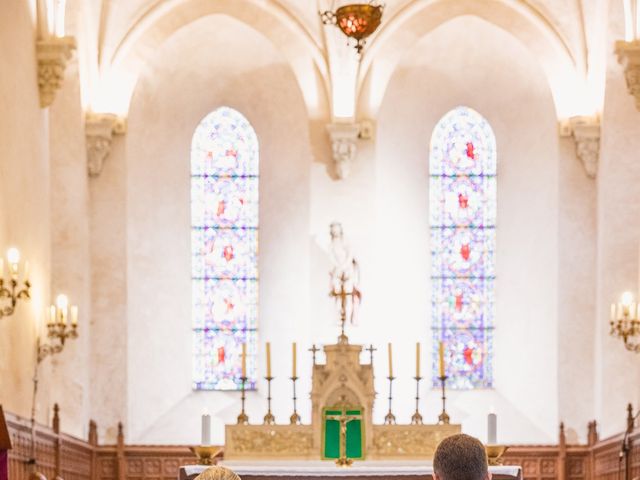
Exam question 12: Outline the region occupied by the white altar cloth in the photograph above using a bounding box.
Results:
[179,461,522,480]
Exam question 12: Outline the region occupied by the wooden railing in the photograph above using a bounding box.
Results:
[4,407,640,480]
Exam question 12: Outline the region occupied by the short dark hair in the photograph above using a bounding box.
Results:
[433,434,488,480]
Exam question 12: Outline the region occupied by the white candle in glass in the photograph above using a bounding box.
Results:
[201,412,211,445]
[488,412,497,444]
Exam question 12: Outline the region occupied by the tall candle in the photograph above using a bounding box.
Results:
[241,343,247,378]
[266,342,272,378]
[416,342,421,378]
[610,303,616,321]
[70,305,78,326]
[23,261,29,283]
[438,341,445,378]
[387,343,393,378]
[488,412,497,444]
[49,305,56,326]
[292,342,297,378]
[201,412,211,445]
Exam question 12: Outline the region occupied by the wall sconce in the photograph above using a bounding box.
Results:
[610,291,640,352]
[38,294,78,362]
[0,248,31,319]
[615,0,640,111]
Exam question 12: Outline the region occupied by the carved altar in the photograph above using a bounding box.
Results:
[225,338,460,461]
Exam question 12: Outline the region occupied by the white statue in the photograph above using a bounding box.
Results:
[329,222,361,325]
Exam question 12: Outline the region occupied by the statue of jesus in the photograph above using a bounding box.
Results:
[329,222,361,325]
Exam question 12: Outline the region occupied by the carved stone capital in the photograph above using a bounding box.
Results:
[85,113,126,177]
[36,36,76,108]
[569,116,600,179]
[616,40,640,111]
[326,122,360,180]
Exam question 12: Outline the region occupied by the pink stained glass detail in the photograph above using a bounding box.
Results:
[191,107,259,391]
[430,106,496,389]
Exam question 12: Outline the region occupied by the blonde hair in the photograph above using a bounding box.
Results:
[195,466,242,480]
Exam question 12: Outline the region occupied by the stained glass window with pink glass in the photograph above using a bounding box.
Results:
[191,107,258,391]
[430,106,496,389]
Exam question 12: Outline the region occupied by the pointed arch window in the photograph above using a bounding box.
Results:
[430,106,496,389]
[191,107,259,391]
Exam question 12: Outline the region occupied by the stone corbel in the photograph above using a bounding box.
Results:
[569,116,600,179]
[326,122,363,180]
[615,40,640,111]
[36,36,76,108]
[85,113,126,177]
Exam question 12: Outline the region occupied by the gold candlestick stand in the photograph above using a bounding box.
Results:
[290,376,301,424]
[189,446,222,466]
[237,376,249,425]
[384,375,396,425]
[438,375,450,424]
[411,376,423,425]
[263,376,275,425]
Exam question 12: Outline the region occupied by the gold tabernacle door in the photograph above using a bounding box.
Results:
[224,338,461,461]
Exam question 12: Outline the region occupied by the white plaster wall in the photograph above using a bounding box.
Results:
[0,0,53,427]
[371,16,562,444]
[594,0,640,438]
[124,15,312,444]
[48,59,93,438]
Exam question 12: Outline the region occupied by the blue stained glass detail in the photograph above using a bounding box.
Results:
[191,107,259,391]
[430,106,496,389]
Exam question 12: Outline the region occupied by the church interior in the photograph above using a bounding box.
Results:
[1,0,640,479]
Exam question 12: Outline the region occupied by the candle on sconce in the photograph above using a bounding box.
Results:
[241,343,247,378]
[416,342,421,378]
[70,305,78,326]
[0,258,4,278]
[387,343,393,378]
[49,305,56,326]
[7,248,19,278]
[610,303,616,322]
[23,261,29,283]
[201,411,211,446]
[56,294,68,325]
[488,411,497,444]
[292,342,297,378]
[438,341,446,378]
[266,342,272,378]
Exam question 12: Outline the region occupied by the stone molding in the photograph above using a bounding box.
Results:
[326,122,361,180]
[616,40,640,111]
[569,116,600,179]
[85,113,126,177]
[36,36,76,108]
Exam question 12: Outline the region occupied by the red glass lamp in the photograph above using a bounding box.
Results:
[321,2,384,54]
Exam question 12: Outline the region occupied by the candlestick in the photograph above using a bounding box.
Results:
[384,375,396,425]
[292,342,297,378]
[201,412,211,445]
[263,375,275,425]
[387,343,393,378]
[411,375,423,425]
[290,375,301,425]
[416,342,421,378]
[237,376,249,425]
[70,305,78,326]
[488,412,497,444]
[265,342,271,378]
[438,375,450,424]
[438,341,445,378]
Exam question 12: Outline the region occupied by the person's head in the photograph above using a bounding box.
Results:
[433,434,491,480]
[195,466,241,480]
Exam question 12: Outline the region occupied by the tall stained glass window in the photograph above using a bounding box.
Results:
[430,106,496,389]
[191,107,259,391]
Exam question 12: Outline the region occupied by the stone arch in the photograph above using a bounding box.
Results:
[93,0,329,117]
[358,0,588,120]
